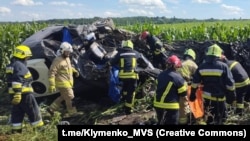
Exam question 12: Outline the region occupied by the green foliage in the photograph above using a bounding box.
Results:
[123,20,250,43]
[0,22,47,85]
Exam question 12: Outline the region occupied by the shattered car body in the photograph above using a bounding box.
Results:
[22,18,250,100]
[22,19,116,97]
[22,18,160,100]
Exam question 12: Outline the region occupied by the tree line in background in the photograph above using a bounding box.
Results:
[1,16,248,26]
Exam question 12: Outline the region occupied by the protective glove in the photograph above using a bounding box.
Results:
[74,71,80,78]
[49,85,56,93]
[72,68,80,78]
[11,94,22,105]
[189,91,196,102]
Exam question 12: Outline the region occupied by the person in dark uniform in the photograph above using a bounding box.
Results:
[153,55,187,125]
[221,55,250,116]
[109,40,141,114]
[6,45,44,133]
[140,31,167,70]
[189,44,236,125]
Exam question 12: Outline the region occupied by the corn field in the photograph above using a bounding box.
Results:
[1,20,250,86]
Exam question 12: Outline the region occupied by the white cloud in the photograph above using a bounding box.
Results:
[120,0,166,9]
[21,11,41,20]
[192,0,221,4]
[128,8,154,16]
[12,0,43,6]
[49,1,68,6]
[167,0,179,4]
[221,4,243,15]
[104,11,121,17]
[49,1,82,7]
[0,7,11,15]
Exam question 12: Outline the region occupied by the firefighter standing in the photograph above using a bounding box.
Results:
[109,40,141,114]
[177,49,198,124]
[47,42,81,118]
[153,55,187,125]
[140,31,167,70]
[6,45,44,133]
[189,44,236,125]
[221,55,250,116]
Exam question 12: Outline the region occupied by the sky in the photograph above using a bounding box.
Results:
[0,0,249,22]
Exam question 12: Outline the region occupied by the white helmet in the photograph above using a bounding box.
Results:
[60,42,73,54]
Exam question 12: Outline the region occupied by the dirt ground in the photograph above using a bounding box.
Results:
[40,94,158,125]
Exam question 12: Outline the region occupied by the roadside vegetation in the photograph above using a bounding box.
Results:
[0,18,250,141]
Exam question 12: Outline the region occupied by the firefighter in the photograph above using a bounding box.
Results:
[109,40,141,114]
[6,45,44,133]
[140,31,167,70]
[47,42,82,118]
[153,55,187,125]
[221,55,250,116]
[189,44,236,125]
[177,48,198,124]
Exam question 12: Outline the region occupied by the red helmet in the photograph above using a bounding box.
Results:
[140,31,149,40]
[167,55,182,68]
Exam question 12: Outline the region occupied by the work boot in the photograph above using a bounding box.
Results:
[196,118,207,125]
[63,107,83,118]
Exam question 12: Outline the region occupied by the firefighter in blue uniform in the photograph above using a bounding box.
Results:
[140,31,167,70]
[221,55,250,116]
[189,44,236,125]
[109,40,141,114]
[153,55,187,125]
[6,45,44,133]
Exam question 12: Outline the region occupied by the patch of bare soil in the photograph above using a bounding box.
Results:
[49,95,158,125]
[0,135,9,141]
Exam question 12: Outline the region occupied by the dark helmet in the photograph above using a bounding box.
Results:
[167,55,182,68]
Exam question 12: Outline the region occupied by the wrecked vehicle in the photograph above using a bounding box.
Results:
[22,18,160,102]
[22,17,250,101]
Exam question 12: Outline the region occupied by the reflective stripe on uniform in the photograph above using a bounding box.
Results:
[24,72,32,79]
[153,102,179,109]
[236,103,244,109]
[203,91,225,101]
[199,69,223,76]
[229,61,238,70]
[56,80,73,88]
[235,78,250,88]
[31,119,44,127]
[153,81,180,109]
[12,123,22,130]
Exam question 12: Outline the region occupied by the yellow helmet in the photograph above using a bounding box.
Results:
[122,40,133,49]
[206,44,223,57]
[13,45,32,59]
[184,48,196,60]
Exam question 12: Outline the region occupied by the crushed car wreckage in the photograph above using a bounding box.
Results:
[22,18,250,102]
[22,18,161,102]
